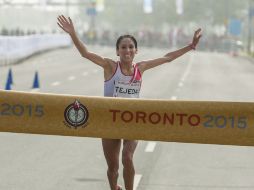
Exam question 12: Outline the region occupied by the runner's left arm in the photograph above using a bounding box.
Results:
[137,28,202,73]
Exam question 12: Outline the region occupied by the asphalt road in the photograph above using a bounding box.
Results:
[1,45,254,190]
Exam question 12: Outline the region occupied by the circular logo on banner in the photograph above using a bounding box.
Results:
[64,100,89,129]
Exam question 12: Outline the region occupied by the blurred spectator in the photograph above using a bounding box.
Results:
[1,27,8,35]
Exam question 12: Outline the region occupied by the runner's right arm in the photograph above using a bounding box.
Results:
[57,15,112,68]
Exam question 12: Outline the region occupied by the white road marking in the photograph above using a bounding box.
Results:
[51,81,60,86]
[172,54,194,97]
[30,88,40,92]
[171,96,177,100]
[83,72,88,76]
[134,174,142,190]
[180,53,193,83]
[178,82,184,87]
[68,76,76,81]
[145,141,157,152]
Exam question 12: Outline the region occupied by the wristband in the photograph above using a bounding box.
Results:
[189,43,196,50]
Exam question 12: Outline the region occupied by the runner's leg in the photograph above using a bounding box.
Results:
[102,139,121,190]
[122,140,138,190]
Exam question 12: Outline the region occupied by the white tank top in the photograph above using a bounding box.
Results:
[104,62,142,98]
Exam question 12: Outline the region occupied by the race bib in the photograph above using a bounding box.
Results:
[113,80,141,98]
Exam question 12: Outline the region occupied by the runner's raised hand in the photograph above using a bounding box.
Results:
[57,15,75,35]
[191,28,202,49]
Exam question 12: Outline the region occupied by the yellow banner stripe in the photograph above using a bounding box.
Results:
[0,90,254,146]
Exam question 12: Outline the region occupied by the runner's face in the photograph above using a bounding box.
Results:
[117,38,137,62]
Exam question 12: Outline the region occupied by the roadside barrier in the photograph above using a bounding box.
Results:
[0,90,254,146]
[0,34,71,66]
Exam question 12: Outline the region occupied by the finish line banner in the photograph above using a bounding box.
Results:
[0,90,254,146]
